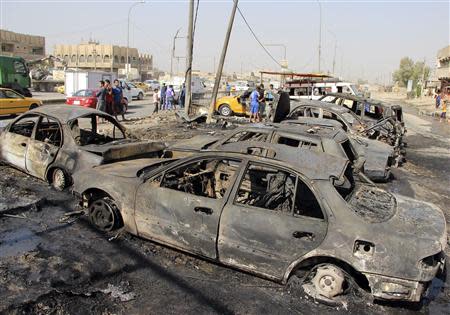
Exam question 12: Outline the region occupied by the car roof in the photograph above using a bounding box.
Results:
[28,105,112,124]
[240,122,345,141]
[291,99,351,114]
[323,93,401,109]
[215,141,348,180]
[282,117,345,129]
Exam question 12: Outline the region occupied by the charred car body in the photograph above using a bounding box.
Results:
[0,106,165,190]
[73,145,446,303]
[165,123,393,182]
[270,94,405,166]
[319,93,405,135]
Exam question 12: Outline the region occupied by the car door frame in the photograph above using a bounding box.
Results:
[217,158,329,281]
[25,114,63,180]
[134,155,243,259]
[0,113,40,170]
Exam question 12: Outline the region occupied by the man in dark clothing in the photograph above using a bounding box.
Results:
[160,83,167,110]
[113,79,126,121]
[179,83,186,108]
[96,81,106,112]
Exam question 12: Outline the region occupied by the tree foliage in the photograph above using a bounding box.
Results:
[393,57,430,87]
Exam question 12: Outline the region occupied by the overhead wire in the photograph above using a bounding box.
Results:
[236,5,282,68]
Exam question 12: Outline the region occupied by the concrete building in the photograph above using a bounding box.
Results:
[0,29,45,61]
[436,45,450,92]
[53,41,153,79]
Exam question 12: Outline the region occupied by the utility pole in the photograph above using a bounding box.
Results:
[317,0,322,73]
[206,0,239,124]
[170,28,181,77]
[420,57,426,98]
[184,0,195,114]
[127,0,144,80]
[328,30,337,75]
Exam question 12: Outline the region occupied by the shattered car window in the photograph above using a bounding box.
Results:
[224,131,268,144]
[161,159,240,199]
[9,115,40,138]
[35,116,62,147]
[294,179,324,219]
[70,115,125,146]
[235,163,295,213]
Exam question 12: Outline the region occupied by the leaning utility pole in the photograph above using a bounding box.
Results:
[184,0,194,114]
[206,0,239,124]
[170,28,181,77]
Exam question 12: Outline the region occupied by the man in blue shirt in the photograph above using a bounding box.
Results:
[250,87,260,122]
[112,79,126,121]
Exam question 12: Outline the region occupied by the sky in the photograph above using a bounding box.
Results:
[1,0,449,83]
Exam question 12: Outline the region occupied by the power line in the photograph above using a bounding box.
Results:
[236,5,282,68]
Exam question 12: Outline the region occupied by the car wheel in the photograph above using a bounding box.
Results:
[219,104,232,116]
[29,103,39,110]
[310,265,345,299]
[52,168,69,191]
[88,197,122,232]
[138,92,144,100]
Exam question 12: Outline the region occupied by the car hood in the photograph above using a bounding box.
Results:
[80,139,166,162]
[166,135,221,152]
[93,158,170,178]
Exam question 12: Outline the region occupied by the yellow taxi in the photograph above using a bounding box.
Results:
[133,82,149,92]
[0,88,42,116]
[215,94,249,116]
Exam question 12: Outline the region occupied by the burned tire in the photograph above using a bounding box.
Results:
[219,104,232,116]
[88,197,123,232]
[29,103,39,110]
[51,168,69,191]
[138,92,144,100]
[310,265,345,299]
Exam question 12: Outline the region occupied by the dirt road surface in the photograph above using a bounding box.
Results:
[0,104,449,314]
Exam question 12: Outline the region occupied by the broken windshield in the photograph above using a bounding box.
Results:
[69,114,125,146]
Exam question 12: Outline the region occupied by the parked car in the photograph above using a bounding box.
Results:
[165,122,394,182]
[215,93,249,116]
[119,80,145,101]
[144,79,160,90]
[0,88,42,116]
[73,146,446,303]
[231,80,249,92]
[66,89,98,109]
[0,106,165,190]
[319,93,405,135]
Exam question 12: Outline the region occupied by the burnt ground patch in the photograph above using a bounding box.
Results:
[0,111,449,314]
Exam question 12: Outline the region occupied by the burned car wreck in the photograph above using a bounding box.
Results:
[0,106,165,190]
[73,144,446,304]
[165,122,393,182]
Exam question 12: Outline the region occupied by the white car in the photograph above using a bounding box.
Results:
[232,80,249,92]
[144,79,160,90]
[119,80,145,101]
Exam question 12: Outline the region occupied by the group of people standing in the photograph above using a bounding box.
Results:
[96,79,127,121]
[249,83,275,122]
[152,83,186,114]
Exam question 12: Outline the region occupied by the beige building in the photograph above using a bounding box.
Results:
[53,41,153,79]
[0,29,45,61]
[436,45,450,92]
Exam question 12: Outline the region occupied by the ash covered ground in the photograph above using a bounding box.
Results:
[0,108,449,315]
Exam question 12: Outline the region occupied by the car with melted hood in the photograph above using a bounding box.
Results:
[72,144,446,304]
[0,106,165,190]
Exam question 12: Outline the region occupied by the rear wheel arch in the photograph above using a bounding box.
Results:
[284,255,370,291]
[29,103,39,110]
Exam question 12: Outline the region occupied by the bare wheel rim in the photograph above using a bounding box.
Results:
[89,199,116,231]
[52,169,66,190]
[220,105,231,116]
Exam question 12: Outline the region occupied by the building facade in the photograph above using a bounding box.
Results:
[436,45,450,92]
[0,29,45,61]
[53,42,153,79]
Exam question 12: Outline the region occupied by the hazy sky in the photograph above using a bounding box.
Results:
[1,0,449,82]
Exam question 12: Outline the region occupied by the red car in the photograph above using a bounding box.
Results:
[66,89,98,109]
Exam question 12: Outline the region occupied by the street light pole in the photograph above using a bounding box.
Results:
[170,28,181,77]
[328,30,337,75]
[127,0,144,80]
[317,0,322,73]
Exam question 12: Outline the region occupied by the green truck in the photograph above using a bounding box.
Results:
[0,55,32,96]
